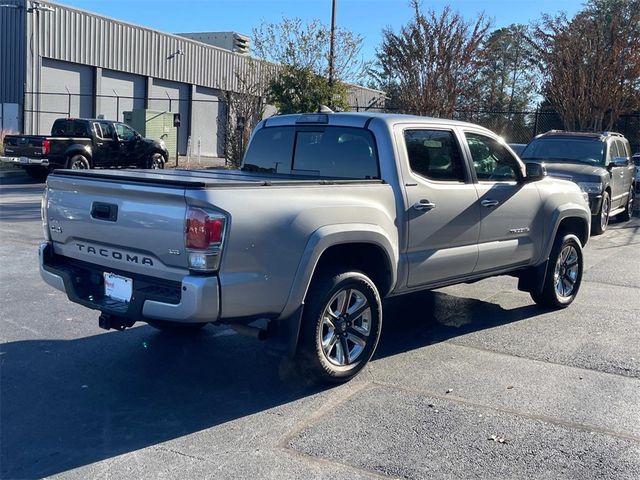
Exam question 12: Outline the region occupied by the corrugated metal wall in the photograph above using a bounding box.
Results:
[0,0,26,129]
[98,69,145,122]
[191,86,224,157]
[27,1,270,94]
[148,78,190,153]
[37,58,93,134]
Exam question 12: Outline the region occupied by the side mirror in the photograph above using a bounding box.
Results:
[524,162,547,182]
[610,156,629,168]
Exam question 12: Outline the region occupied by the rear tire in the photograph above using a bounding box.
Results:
[24,166,49,180]
[66,154,90,170]
[146,320,208,333]
[296,270,382,383]
[617,186,634,222]
[531,233,583,309]
[591,190,610,235]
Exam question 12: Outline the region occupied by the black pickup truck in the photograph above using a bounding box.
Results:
[1,118,168,179]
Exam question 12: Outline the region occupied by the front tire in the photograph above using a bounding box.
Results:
[592,190,610,235]
[297,271,382,383]
[531,234,583,309]
[146,153,165,169]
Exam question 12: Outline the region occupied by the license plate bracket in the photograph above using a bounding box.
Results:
[103,272,132,303]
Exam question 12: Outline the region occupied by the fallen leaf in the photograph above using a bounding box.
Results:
[488,435,509,444]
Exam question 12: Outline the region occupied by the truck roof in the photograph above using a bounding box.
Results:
[262,112,496,134]
[534,130,626,141]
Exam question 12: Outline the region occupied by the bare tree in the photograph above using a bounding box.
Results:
[252,16,369,84]
[531,0,640,131]
[220,59,276,168]
[371,0,490,117]
[252,16,370,112]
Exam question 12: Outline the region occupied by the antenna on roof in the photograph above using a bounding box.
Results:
[317,105,334,113]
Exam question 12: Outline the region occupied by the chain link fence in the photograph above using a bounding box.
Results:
[350,104,640,152]
[12,90,640,155]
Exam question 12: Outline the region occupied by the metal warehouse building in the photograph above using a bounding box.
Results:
[0,0,385,157]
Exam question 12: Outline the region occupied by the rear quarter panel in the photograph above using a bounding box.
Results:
[186,183,397,320]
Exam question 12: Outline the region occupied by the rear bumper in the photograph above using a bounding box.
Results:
[0,155,49,167]
[39,243,219,323]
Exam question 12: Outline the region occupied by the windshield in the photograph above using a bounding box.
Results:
[521,137,605,165]
[242,126,379,179]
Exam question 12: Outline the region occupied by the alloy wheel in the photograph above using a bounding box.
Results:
[554,245,579,298]
[318,287,371,366]
[601,195,610,231]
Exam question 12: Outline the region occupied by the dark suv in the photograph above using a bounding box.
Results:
[521,131,635,234]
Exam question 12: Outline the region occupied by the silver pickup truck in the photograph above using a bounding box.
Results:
[40,113,591,382]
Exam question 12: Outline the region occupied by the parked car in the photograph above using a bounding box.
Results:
[40,113,591,382]
[508,143,527,156]
[633,152,640,190]
[1,118,168,179]
[521,130,635,234]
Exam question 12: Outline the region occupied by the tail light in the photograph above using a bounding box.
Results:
[42,139,50,156]
[185,206,227,272]
[41,191,51,241]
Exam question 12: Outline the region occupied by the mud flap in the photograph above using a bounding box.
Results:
[517,260,549,295]
[265,305,304,357]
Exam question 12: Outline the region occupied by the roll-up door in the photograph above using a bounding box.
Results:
[38,59,93,135]
[98,69,145,123]
[191,86,224,158]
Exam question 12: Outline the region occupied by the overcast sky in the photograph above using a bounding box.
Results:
[56,0,585,61]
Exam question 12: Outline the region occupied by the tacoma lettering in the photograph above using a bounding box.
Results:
[74,243,153,266]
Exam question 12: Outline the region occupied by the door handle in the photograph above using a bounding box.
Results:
[481,199,500,208]
[413,199,436,211]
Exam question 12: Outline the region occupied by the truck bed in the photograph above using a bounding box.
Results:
[50,167,386,188]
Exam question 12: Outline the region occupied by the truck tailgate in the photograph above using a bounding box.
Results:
[3,135,46,158]
[46,173,189,281]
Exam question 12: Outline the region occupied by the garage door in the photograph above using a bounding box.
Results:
[148,79,189,154]
[191,86,224,158]
[38,59,93,135]
[98,69,145,123]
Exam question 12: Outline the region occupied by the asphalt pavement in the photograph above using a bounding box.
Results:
[1,173,639,479]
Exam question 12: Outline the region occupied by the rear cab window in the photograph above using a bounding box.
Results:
[242,126,379,179]
[51,119,91,137]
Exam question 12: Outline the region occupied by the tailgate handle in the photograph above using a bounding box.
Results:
[91,202,118,222]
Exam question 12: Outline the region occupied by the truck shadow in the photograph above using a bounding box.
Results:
[0,288,545,479]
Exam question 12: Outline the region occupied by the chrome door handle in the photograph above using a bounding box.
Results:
[413,199,436,211]
[481,199,500,208]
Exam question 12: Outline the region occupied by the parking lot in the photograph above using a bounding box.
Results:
[1,173,639,479]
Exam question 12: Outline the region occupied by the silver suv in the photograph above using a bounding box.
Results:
[521,131,635,234]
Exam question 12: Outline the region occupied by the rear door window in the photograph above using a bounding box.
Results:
[242,126,379,179]
[404,129,466,182]
[614,139,629,158]
[99,122,115,140]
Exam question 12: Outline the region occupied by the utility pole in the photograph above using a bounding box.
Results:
[328,0,336,107]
